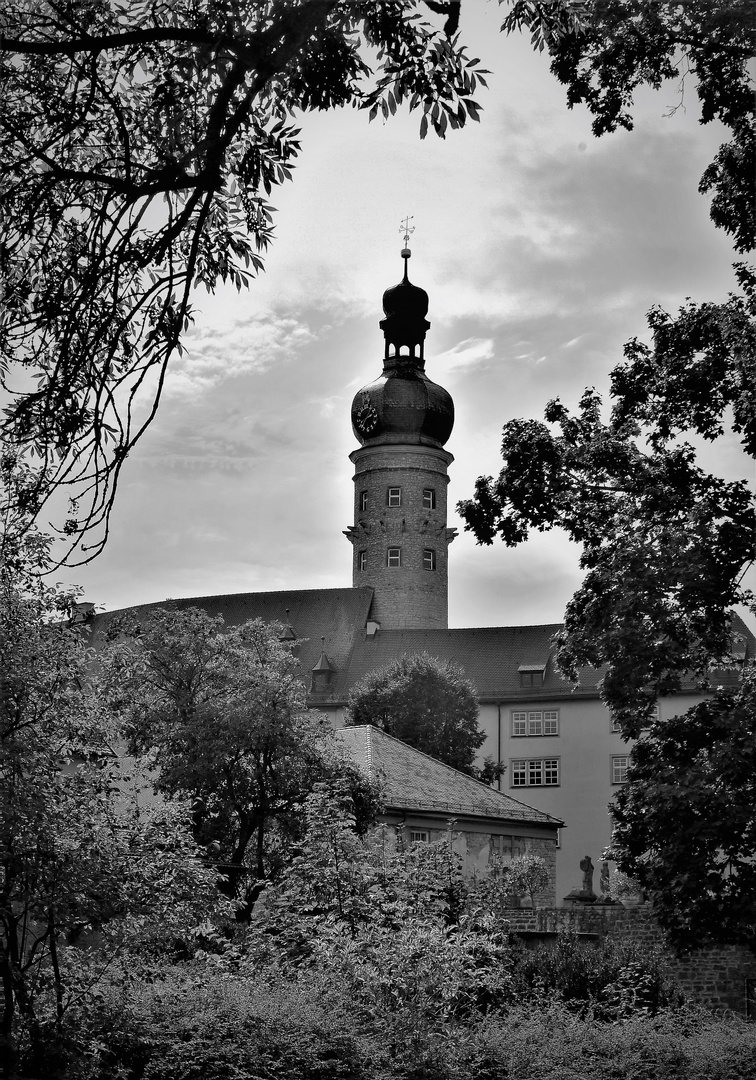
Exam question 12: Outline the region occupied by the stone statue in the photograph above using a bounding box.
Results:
[580,855,595,896]
[600,860,610,896]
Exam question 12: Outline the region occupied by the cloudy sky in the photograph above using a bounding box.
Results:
[60,4,752,630]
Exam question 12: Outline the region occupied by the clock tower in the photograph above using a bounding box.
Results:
[344,245,456,630]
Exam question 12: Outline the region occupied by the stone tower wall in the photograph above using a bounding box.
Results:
[346,443,455,629]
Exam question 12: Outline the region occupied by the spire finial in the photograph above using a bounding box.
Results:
[400,216,414,279]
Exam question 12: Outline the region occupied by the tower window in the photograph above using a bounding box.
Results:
[422,488,436,510]
[387,487,402,507]
[423,549,436,571]
[358,550,367,571]
[387,547,401,568]
[359,490,368,512]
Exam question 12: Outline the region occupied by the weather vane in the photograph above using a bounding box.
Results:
[400,215,415,247]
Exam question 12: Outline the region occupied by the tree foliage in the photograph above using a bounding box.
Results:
[502,0,755,252]
[459,222,755,946]
[103,607,381,914]
[344,651,499,781]
[0,544,218,1078]
[610,666,756,951]
[0,0,488,562]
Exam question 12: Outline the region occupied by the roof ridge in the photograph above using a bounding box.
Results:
[345,725,562,824]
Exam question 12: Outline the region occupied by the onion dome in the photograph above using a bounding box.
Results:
[351,248,454,448]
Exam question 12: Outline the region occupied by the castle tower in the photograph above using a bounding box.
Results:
[344,244,456,629]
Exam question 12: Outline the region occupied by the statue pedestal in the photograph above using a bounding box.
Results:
[562,888,597,907]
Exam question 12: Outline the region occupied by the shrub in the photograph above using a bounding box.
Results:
[509,931,684,1018]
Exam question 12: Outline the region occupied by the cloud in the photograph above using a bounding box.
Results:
[170,312,319,396]
[434,337,495,376]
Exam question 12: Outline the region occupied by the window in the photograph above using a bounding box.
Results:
[611,755,629,784]
[409,830,428,843]
[423,549,436,571]
[387,547,401,568]
[422,488,436,510]
[358,550,367,572]
[512,710,559,737]
[518,663,546,687]
[359,490,368,512]
[387,487,402,507]
[511,758,559,787]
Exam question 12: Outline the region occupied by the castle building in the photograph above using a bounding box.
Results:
[90,250,755,901]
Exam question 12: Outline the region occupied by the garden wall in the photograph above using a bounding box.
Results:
[504,904,756,1017]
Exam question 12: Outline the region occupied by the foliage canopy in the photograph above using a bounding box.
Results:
[459,1,755,948]
[345,651,499,781]
[0,545,219,1077]
[104,606,381,914]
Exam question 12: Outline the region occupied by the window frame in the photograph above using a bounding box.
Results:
[510,757,560,788]
[387,546,401,568]
[357,550,367,572]
[387,486,402,507]
[512,710,559,737]
[409,829,429,843]
[422,488,436,510]
[359,490,368,513]
[611,755,629,784]
[423,548,436,571]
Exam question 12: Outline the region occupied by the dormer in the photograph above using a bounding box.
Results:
[518,661,547,688]
[311,649,335,694]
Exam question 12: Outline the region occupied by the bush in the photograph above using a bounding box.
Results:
[508,931,685,1019]
[17,960,756,1080]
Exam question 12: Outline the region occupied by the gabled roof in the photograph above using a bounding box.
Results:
[89,587,374,683]
[336,725,563,829]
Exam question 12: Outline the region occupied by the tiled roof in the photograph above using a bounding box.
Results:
[336,725,563,828]
[328,625,601,702]
[88,590,756,705]
[89,587,374,684]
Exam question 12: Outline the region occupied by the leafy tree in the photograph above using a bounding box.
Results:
[103,607,380,915]
[458,4,755,948]
[0,539,218,1079]
[508,853,551,908]
[458,273,755,946]
[344,651,501,782]
[502,0,755,251]
[0,1,488,561]
[610,666,756,951]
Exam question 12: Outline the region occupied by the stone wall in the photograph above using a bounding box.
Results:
[503,904,756,1017]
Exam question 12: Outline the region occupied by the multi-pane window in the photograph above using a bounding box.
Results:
[422,488,436,510]
[512,710,559,737]
[409,830,428,843]
[611,755,629,784]
[423,549,436,571]
[387,487,402,507]
[520,671,542,687]
[358,550,367,572]
[511,758,559,787]
[387,547,401,568]
[359,490,368,512]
